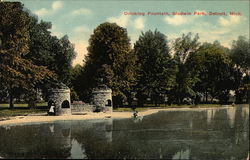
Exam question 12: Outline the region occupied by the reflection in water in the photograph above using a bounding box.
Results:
[0,105,248,159]
[207,109,214,125]
[69,139,87,159]
[227,107,236,128]
[49,125,54,133]
[172,148,191,160]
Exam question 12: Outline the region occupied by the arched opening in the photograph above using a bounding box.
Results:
[106,99,112,107]
[61,100,70,108]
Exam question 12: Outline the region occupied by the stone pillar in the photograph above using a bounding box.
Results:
[92,85,112,112]
[48,84,71,115]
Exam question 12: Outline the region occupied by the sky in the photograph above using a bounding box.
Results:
[7,0,250,66]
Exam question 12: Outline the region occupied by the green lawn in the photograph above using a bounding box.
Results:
[113,104,222,112]
[0,102,48,118]
[0,102,47,108]
[0,108,47,118]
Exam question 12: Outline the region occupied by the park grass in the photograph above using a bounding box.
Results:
[113,107,149,112]
[0,108,47,117]
[113,104,222,112]
[0,102,48,118]
[0,102,47,108]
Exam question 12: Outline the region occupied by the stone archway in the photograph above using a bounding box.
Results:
[106,99,112,106]
[61,100,70,108]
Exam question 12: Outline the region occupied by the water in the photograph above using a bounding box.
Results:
[0,105,249,159]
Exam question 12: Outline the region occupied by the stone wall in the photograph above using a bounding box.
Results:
[71,103,94,112]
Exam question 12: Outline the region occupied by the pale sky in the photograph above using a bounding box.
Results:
[8,0,250,66]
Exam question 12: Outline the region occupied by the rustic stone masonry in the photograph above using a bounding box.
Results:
[48,84,71,116]
[71,101,94,112]
[48,83,113,115]
[92,84,113,112]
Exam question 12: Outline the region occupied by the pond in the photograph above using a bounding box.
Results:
[0,105,249,159]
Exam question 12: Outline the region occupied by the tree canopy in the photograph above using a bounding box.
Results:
[187,42,237,103]
[26,16,76,86]
[230,36,250,73]
[134,30,177,106]
[230,36,250,104]
[80,22,137,105]
[0,2,76,108]
[171,33,201,104]
[0,2,54,108]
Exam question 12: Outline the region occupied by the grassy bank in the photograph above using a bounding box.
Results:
[113,104,222,112]
[0,103,47,118]
[0,108,47,118]
[0,102,47,108]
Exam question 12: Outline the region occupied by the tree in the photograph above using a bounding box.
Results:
[230,36,250,73]
[0,2,53,108]
[230,36,250,104]
[191,42,237,104]
[69,64,83,101]
[22,15,76,104]
[173,32,200,63]
[171,33,200,104]
[134,30,177,107]
[81,22,137,107]
[26,16,76,86]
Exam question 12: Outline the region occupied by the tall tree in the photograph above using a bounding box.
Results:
[173,32,200,64]
[171,33,200,104]
[0,2,53,108]
[26,16,76,86]
[230,36,250,103]
[69,64,83,101]
[190,42,237,104]
[81,22,137,107]
[134,30,177,107]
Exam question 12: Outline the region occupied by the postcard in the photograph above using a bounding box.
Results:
[0,0,249,159]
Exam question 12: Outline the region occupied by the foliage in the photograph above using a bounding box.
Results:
[81,22,137,105]
[191,42,237,104]
[134,30,177,106]
[0,2,53,108]
[26,16,76,86]
[230,36,250,103]
[173,32,200,63]
[69,64,83,101]
[230,36,250,73]
[171,33,201,104]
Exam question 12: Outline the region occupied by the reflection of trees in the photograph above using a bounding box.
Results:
[70,120,114,159]
[191,106,249,160]
[0,123,71,159]
[0,106,248,159]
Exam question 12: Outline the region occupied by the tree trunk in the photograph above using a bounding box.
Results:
[125,92,133,108]
[247,89,250,105]
[211,97,214,103]
[137,93,144,108]
[154,99,157,107]
[9,92,14,109]
[127,96,132,108]
[205,92,208,103]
